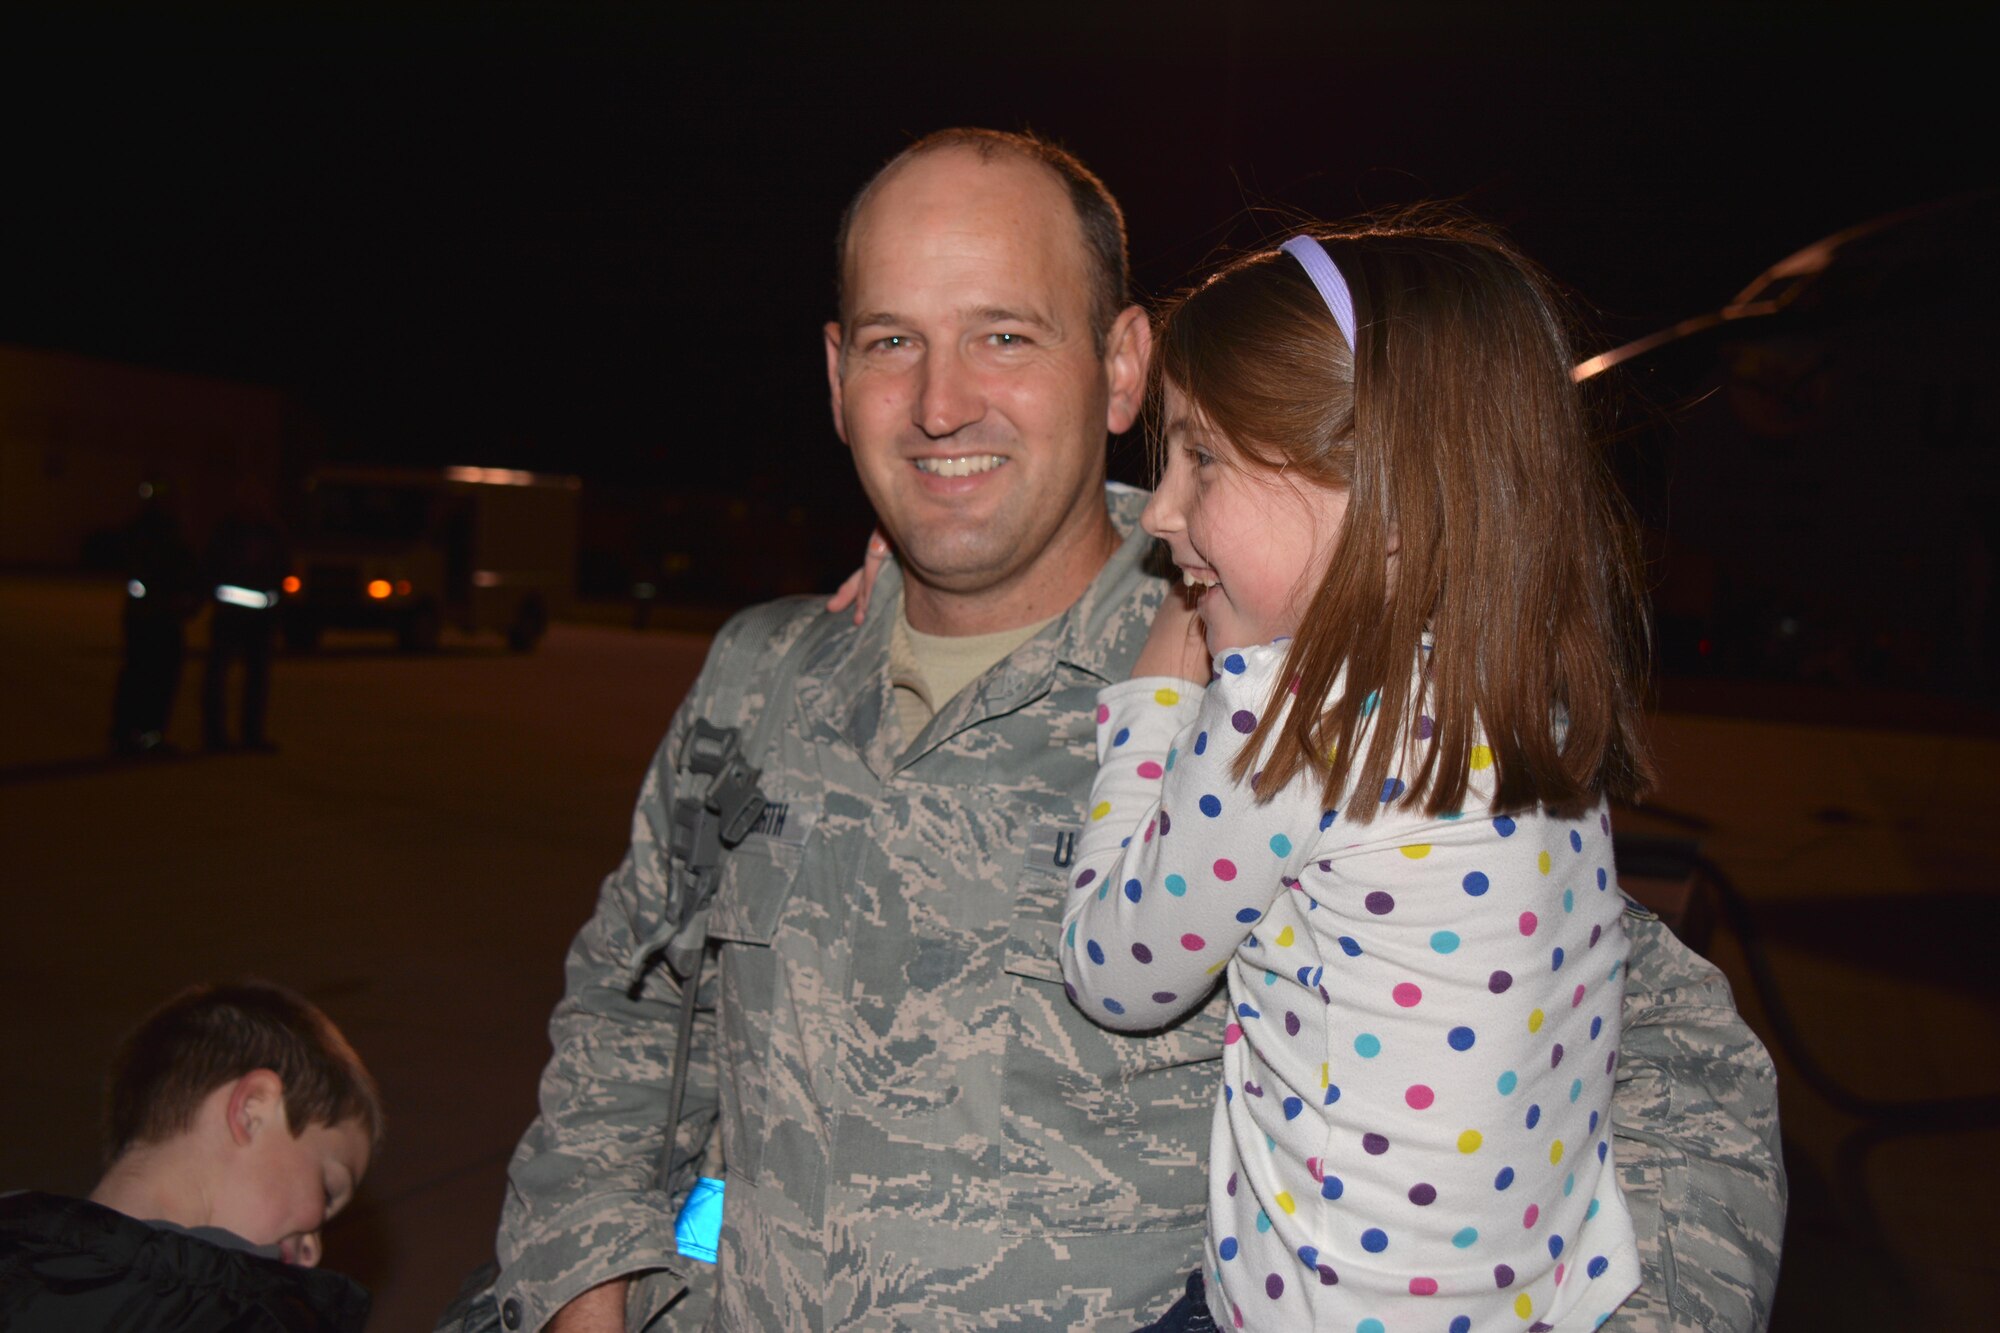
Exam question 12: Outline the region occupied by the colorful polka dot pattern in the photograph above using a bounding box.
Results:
[1062,643,1642,1328]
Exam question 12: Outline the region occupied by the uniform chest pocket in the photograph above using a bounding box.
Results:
[1000,824,1224,1237]
[706,829,806,1183]
[708,824,808,945]
[1001,823,1079,985]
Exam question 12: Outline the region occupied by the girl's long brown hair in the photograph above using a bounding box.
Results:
[1154,208,1656,820]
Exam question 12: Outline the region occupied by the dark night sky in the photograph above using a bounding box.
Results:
[1,1,1989,501]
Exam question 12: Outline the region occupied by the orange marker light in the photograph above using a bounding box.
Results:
[367,579,393,600]
[281,575,301,594]
[395,580,412,597]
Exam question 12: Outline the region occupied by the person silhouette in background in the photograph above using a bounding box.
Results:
[110,481,202,757]
[202,477,290,754]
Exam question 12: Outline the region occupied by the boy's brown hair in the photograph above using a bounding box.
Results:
[104,980,384,1160]
[1152,207,1656,821]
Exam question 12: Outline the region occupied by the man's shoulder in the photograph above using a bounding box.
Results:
[677,596,860,739]
[711,594,828,651]
[700,596,846,684]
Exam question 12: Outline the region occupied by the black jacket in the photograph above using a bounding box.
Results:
[0,1192,370,1332]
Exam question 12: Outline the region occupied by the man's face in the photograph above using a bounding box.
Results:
[825,148,1146,623]
[210,1104,371,1267]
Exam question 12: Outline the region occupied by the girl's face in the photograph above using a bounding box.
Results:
[1143,380,1351,657]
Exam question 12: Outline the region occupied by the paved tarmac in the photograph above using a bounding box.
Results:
[4,573,1997,1330]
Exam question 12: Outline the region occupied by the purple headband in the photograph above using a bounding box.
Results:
[1280,234,1358,352]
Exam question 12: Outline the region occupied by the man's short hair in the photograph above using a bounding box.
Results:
[834,127,1130,352]
[104,980,384,1160]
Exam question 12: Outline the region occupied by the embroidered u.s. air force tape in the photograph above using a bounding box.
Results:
[674,1176,725,1263]
[744,799,815,849]
[1023,826,1085,876]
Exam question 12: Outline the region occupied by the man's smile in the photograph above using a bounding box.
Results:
[913,454,1008,478]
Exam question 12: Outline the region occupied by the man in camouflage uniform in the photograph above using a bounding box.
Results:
[491,129,1785,1332]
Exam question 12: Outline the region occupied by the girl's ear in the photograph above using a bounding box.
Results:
[225,1069,286,1145]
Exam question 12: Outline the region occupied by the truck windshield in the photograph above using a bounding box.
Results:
[306,484,433,541]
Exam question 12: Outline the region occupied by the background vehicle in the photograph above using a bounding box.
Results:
[281,464,579,652]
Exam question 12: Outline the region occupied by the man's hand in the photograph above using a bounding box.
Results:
[825,528,892,625]
[1133,586,1210,682]
[548,1279,628,1333]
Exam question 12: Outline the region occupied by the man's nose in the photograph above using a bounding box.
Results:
[913,346,984,439]
[295,1231,322,1268]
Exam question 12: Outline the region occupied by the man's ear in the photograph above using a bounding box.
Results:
[1102,305,1153,437]
[225,1069,286,1146]
[823,322,850,447]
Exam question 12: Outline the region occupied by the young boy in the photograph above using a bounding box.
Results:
[0,979,384,1332]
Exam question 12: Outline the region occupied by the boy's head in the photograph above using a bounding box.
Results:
[103,980,383,1264]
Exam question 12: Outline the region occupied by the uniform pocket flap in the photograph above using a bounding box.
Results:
[708,837,805,945]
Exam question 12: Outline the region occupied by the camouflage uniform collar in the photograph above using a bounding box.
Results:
[1048,482,1160,684]
[903,481,1159,710]
[802,483,1163,773]
[804,565,905,773]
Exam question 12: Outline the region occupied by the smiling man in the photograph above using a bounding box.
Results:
[825,141,1143,637]
[487,129,1785,1333]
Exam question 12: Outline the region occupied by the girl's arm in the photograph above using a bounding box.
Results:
[1060,643,1325,1031]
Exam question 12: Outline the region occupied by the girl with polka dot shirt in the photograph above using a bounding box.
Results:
[1061,216,1655,1332]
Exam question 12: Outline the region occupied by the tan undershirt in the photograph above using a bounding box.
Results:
[890,603,1057,744]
